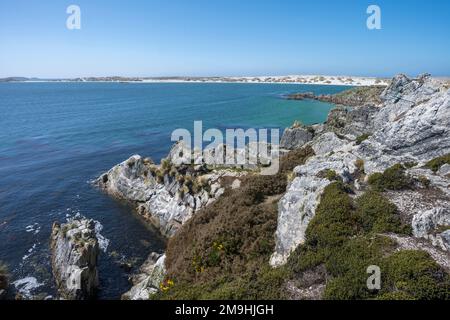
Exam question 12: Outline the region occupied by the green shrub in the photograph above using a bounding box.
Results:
[368,164,411,191]
[305,182,358,251]
[381,250,450,300]
[356,134,370,145]
[376,291,415,300]
[317,169,342,182]
[355,191,410,234]
[424,153,450,172]
[323,236,396,300]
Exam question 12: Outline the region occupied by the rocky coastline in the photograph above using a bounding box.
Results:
[95,73,450,300]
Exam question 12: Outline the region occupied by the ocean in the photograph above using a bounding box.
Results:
[0,82,349,299]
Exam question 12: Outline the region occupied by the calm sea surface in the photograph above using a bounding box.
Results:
[0,82,349,299]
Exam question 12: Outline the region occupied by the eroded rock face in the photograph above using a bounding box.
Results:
[325,105,379,138]
[271,74,450,266]
[412,208,450,251]
[270,150,359,266]
[97,143,246,237]
[280,126,314,150]
[51,218,99,300]
[122,253,166,300]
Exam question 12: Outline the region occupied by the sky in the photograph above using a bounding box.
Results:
[0,0,449,78]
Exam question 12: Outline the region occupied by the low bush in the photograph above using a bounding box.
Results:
[355,191,410,234]
[368,164,411,191]
[355,134,370,145]
[424,153,450,172]
[380,250,450,300]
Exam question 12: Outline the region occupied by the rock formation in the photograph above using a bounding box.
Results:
[97,142,247,237]
[287,85,386,107]
[121,253,166,300]
[280,125,314,150]
[272,74,450,266]
[51,218,99,300]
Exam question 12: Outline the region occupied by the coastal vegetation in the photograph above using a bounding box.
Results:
[157,171,447,300]
[157,147,315,299]
[367,164,411,191]
[425,153,450,172]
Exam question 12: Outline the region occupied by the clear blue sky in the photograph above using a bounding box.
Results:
[0,0,449,78]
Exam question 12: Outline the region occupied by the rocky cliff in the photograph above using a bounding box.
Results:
[271,74,450,267]
[51,218,99,300]
[96,142,250,237]
[98,74,450,300]
[0,262,8,300]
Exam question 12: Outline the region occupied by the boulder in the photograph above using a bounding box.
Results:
[412,208,450,251]
[51,218,99,300]
[280,126,314,150]
[122,253,166,300]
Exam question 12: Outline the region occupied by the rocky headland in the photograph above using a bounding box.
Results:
[50,218,100,300]
[98,74,450,300]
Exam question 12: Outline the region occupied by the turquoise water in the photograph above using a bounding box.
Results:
[0,82,349,299]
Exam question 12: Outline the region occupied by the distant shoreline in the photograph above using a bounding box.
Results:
[0,75,391,87]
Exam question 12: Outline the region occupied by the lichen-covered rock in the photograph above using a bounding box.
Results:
[412,208,450,251]
[122,253,166,300]
[310,132,348,156]
[51,218,99,300]
[325,105,379,138]
[280,126,314,150]
[270,150,358,266]
[97,143,243,237]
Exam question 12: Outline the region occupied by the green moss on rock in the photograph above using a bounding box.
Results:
[425,153,450,172]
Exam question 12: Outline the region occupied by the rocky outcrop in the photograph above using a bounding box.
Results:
[412,208,450,251]
[122,253,166,300]
[97,142,248,237]
[280,126,314,150]
[325,105,379,138]
[51,218,99,300]
[270,147,359,266]
[287,86,385,107]
[272,74,450,266]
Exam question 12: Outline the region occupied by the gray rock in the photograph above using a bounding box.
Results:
[272,74,450,266]
[122,253,166,300]
[97,148,237,237]
[438,164,450,176]
[280,126,314,150]
[412,208,450,251]
[51,218,99,300]
[311,132,347,155]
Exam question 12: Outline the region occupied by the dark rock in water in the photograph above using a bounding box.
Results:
[280,126,314,150]
[51,218,99,300]
[286,92,315,100]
